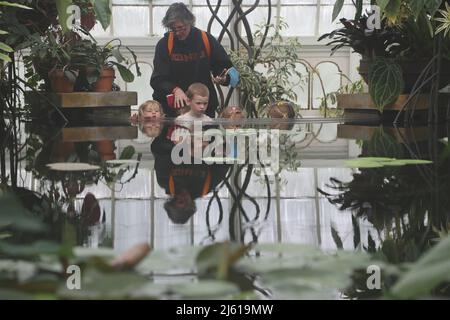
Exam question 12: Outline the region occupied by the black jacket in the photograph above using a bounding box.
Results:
[150,27,233,118]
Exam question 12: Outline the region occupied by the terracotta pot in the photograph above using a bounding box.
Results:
[93,67,115,92]
[359,58,450,93]
[96,140,116,161]
[48,69,75,93]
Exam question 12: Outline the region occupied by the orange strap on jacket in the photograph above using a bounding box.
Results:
[168,30,211,60]
[169,168,212,197]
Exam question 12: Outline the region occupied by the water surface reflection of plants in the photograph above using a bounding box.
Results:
[320,126,450,298]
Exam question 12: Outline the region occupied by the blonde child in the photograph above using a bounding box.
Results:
[131,100,165,123]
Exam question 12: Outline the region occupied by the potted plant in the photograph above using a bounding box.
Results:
[229,19,303,117]
[23,29,80,93]
[71,37,141,92]
[319,0,450,111]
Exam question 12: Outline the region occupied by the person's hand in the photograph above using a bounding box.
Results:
[130,113,139,125]
[212,68,228,85]
[173,87,189,109]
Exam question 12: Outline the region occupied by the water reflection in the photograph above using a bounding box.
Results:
[2,117,450,298]
[4,120,450,252]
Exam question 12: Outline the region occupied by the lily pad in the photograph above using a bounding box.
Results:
[46,163,100,171]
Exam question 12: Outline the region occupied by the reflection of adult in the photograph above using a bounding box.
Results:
[150,2,235,118]
[151,125,231,224]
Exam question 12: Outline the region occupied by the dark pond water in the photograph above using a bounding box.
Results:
[1,118,450,299]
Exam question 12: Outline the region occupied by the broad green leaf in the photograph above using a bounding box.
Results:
[383,159,433,166]
[0,1,32,9]
[0,52,12,62]
[170,280,240,299]
[196,242,249,279]
[0,30,8,35]
[93,0,112,30]
[57,268,147,299]
[369,58,404,111]
[0,289,34,300]
[332,0,345,22]
[0,241,70,258]
[415,235,450,267]
[55,0,73,33]
[119,145,135,160]
[409,0,426,20]
[382,0,402,21]
[0,42,13,52]
[376,0,390,11]
[0,194,47,232]
[390,260,450,299]
[111,62,134,82]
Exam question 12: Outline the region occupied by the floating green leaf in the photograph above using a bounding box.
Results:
[170,280,240,299]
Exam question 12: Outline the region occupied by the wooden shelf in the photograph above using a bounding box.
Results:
[337,93,450,111]
[60,126,138,142]
[337,124,447,143]
[25,91,137,108]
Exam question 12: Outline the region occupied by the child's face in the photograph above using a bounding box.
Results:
[188,94,208,117]
[141,104,162,120]
[142,123,162,137]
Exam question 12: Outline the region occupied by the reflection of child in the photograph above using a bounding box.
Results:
[220,105,246,129]
[131,100,165,123]
[267,101,296,130]
[139,121,163,138]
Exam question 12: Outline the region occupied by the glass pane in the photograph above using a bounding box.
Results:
[319,4,355,35]
[281,0,317,4]
[153,6,169,36]
[312,62,343,109]
[292,62,310,109]
[280,6,316,36]
[126,62,154,108]
[192,6,229,37]
[153,0,188,4]
[113,0,149,4]
[113,6,149,37]
[240,6,275,36]
[193,0,229,5]
[89,21,112,38]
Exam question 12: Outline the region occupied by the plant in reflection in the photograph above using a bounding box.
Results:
[320,127,450,298]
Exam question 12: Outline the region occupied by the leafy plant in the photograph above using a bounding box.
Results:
[229,19,304,117]
[71,37,141,86]
[318,77,366,117]
[368,58,404,111]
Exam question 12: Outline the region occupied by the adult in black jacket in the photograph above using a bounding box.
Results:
[150,2,233,118]
[151,124,231,224]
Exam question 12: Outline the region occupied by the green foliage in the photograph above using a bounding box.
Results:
[390,235,450,298]
[229,18,303,117]
[368,58,404,111]
[318,78,365,117]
